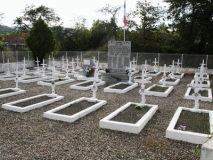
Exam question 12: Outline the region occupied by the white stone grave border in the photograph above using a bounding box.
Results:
[76,75,102,82]
[159,78,180,85]
[134,76,152,83]
[184,87,212,102]
[99,102,158,134]
[44,97,106,123]
[166,106,213,144]
[0,75,16,81]
[173,73,184,78]
[70,80,105,90]
[104,82,138,94]
[38,78,75,87]
[0,88,26,98]
[190,79,210,88]
[146,71,161,76]
[146,84,173,97]
[2,94,64,113]
[18,76,50,83]
[195,73,209,80]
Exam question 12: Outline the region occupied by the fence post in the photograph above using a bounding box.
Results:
[206,55,208,68]
[28,51,29,61]
[16,51,18,63]
[158,53,160,67]
[2,51,4,64]
[181,54,183,70]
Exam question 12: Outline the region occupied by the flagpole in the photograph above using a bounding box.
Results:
[123,0,127,41]
[124,26,125,41]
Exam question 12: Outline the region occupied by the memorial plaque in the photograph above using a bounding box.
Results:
[108,41,131,72]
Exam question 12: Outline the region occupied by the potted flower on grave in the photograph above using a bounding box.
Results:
[85,67,94,77]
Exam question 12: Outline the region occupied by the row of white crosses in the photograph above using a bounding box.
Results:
[198,59,207,75]
[188,73,205,111]
[175,59,182,74]
[161,64,168,87]
[139,70,152,105]
[90,60,100,101]
[152,58,158,72]
[168,60,175,79]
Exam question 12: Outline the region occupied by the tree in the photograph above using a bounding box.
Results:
[133,0,165,52]
[13,5,62,31]
[26,17,55,63]
[166,0,213,54]
[98,4,121,40]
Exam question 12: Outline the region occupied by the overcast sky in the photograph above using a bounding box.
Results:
[0,0,167,28]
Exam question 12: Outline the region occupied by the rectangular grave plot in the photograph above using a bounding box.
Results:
[0,89,16,95]
[111,104,151,124]
[76,81,93,87]
[13,95,54,107]
[149,85,168,92]
[175,110,210,134]
[44,97,107,122]
[99,102,158,134]
[166,107,213,144]
[110,83,131,89]
[55,100,98,116]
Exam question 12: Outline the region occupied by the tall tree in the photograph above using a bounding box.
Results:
[13,5,62,31]
[26,17,55,63]
[98,4,121,40]
[166,0,213,54]
[133,0,165,52]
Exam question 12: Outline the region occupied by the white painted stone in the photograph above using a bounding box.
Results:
[104,82,138,94]
[146,71,161,76]
[2,94,64,113]
[99,102,158,134]
[159,78,180,85]
[38,78,75,86]
[134,76,152,83]
[166,107,213,144]
[70,80,105,90]
[0,88,26,98]
[173,73,184,78]
[18,75,50,83]
[201,138,213,160]
[44,97,106,122]
[146,84,173,97]
[190,79,210,88]
[184,87,212,102]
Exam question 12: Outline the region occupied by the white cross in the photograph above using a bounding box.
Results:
[139,69,151,105]
[40,59,47,77]
[162,64,167,87]
[22,57,27,77]
[35,57,40,71]
[61,56,65,69]
[153,58,158,72]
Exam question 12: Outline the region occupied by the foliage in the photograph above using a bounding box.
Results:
[13,5,62,31]
[166,0,213,54]
[133,0,166,52]
[26,17,55,64]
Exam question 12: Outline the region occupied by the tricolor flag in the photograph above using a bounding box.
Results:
[123,0,127,26]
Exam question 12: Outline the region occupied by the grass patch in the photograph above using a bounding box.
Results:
[149,85,168,92]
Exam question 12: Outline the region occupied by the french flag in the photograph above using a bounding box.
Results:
[123,0,127,26]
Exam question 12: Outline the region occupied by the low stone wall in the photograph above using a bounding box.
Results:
[200,138,213,160]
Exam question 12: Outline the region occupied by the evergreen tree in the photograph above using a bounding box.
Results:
[26,17,55,64]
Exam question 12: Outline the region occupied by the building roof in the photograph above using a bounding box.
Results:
[3,36,25,43]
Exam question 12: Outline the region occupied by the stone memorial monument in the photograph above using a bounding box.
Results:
[102,41,131,83]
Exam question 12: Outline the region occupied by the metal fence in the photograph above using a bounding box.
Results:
[0,51,212,69]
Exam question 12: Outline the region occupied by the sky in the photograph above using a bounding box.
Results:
[0,0,168,28]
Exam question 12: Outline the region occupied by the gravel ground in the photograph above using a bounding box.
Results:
[0,72,212,159]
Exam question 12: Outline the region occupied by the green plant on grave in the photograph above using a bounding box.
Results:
[152,141,161,147]
[135,105,142,109]
[58,77,62,81]
[192,144,201,154]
